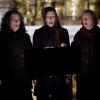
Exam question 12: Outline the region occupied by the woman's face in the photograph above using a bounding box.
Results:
[10,14,20,32]
[82,13,94,30]
[46,11,56,27]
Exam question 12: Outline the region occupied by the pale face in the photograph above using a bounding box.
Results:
[46,11,56,27]
[82,13,94,30]
[10,14,20,32]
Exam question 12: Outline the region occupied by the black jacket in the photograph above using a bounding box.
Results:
[32,25,72,100]
[71,26,100,100]
[0,30,32,99]
[0,31,32,80]
[71,26,100,78]
[33,25,70,48]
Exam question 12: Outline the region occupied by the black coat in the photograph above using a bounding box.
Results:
[33,25,70,48]
[71,26,100,100]
[0,30,32,100]
[32,25,72,100]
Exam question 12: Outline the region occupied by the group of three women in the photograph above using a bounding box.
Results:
[0,6,100,100]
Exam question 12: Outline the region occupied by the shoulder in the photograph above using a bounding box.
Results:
[34,26,45,33]
[96,26,100,37]
[21,32,31,39]
[71,31,80,46]
[61,27,68,33]
[97,25,100,32]
[74,31,80,38]
[73,27,82,39]
[60,27,69,37]
[0,31,6,38]
[33,26,45,38]
[59,27,69,37]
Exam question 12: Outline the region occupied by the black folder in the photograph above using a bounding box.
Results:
[25,47,76,78]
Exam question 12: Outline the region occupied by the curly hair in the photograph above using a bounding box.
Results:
[0,10,26,33]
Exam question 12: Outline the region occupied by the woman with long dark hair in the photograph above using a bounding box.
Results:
[32,7,72,100]
[0,10,32,100]
[33,6,70,48]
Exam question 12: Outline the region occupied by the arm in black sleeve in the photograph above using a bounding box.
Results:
[33,30,42,48]
[61,28,70,47]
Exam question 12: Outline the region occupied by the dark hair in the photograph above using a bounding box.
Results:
[0,9,26,33]
[42,6,61,29]
[82,9,98,26]
[42,7,64,46]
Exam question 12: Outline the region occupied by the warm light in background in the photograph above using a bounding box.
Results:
[0,0,100,25]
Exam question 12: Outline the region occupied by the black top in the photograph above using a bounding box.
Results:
[33,25,70,48]
[0,30,32,80]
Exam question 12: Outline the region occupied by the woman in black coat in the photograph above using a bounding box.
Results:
[33,7,72,100]
[71,10,100,100]
[0,10,32,100]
